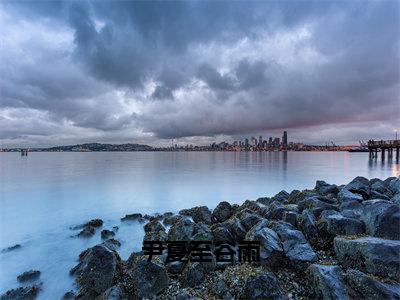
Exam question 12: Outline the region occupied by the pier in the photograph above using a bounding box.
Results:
[368,140,399,161]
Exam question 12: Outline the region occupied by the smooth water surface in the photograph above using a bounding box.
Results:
[0,151,398,298]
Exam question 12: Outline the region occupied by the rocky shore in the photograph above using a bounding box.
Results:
[2,176,400,299]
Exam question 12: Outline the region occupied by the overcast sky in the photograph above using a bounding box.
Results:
[0,1,399,147]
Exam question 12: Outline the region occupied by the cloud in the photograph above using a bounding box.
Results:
[0,0,398,147]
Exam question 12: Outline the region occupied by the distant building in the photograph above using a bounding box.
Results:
[245,138,249,148]
[268,137,273,146]
[273,138,280,148]
[282,131,288,146]
[259,136,262,146]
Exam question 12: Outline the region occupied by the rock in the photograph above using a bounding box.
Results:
[317,210,365,239]
[121,213,143,222]
[183,262,205,287]
[224,217,247,241]
[143,229,167,242]
[307,264,350,300]
[388,177,400,194]
[334,236,400,280]
[272,221,317,264]
[70,244,121,298]
[130,260,169,298]
[166,260,187,274]
[392,192,400,205]
[343,176,370,199]
[102,238,121,251]
[299,209,319,246]
[168,218,194,241]
[17,270,41,282]
[1,244,21,253]
[236,209,262,231]
[73,218,103,229]
[211,224,235,245]
[337,189,364,203]
[77,225,95,237]
[298,196,338,217]
[282,211,298,227]
[361,199,400,239]
[212,201,233,223]
[267,202,286,220]
[163,214,184,226]
[271,190,290,203]
[180,206,213,225]
[240,273,285,299]
[191,223,213,242]
[344,268,400,299]
[0,284,41,300]
[62,291,76,299]
[144,219,165,233]
[371,179,393,196]
[315,180,339,195]
[98,285,126,300]
[101,229,115,239]
[339,200,363,219]
[245,220,284,267]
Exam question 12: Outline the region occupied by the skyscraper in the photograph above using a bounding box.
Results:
[259,136,262,147]
[282,131,288,146]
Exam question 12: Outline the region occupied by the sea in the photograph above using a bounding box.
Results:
[0,151,398,298]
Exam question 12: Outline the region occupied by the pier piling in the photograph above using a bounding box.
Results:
[368,139,399,161]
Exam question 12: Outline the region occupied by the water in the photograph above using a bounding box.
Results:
[0,151,398,298]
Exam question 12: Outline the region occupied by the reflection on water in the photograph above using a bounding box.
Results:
[0,151,398,298]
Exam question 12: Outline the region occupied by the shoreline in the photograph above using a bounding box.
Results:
[1,175,399,299]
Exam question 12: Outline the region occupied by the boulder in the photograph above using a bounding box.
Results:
[339,200,363,219]
[282,211,299,227]
[266,201,286,220]
[344,268,400,299]
[245,220,284,267]
[307,264,350,300]
[77,226,95,237]
[298,196,338,217]
[388,177,400,194]
[1,244,22,253]
[224,217,247,241]
[121,213,143,221]
[315,180,339,195]
[98,285,127,300]
[168,218,194,241]
[272,221,317,264]
[101,229,115,240]
[62,291,76,299]
[0,284,41,300]
[102,239,121,251]
[211,224,235,245]
[370,179,393,197]
[334,237,400,280]
[236,209,263,231]
[144,219,165,233]
[271,190,290,203]
[180,206,213,225]
[17,270,41,282]
[130,260,169,298]
[361,200,400,239]
[182,262,205,287]
[191,223,213,242]
[343,176,370,199]
[240,273,286,299]
[212,201,233,223]
[337,189,364,203]
[70,244,121,298]
[299,209,319,246]
[317,210,365,239]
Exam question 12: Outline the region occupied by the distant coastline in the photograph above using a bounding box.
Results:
[0,142,358,153]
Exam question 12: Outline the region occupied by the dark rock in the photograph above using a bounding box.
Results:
[212,279,229,297]
[77,225,95,237]
[224,217,247,241]
[388,177,400,194]
[337,189,364,203]
[343,176,370,199]
[339,200,363,219]
[144,219,165,233]
[236,209,262,231]
[102,238,121,251]
[168,218,194,241]
[272,221,317,264]
[112,226,119,232]
[315,180,340,195]
[344,268,400,299]
[180,206,213,225]
[163,214,184,226]
[70,244,121,298]
[287,189,309,204]
[240,273,285,299]
[72,218,104,230]
[144,229,167,242]
[271,190,290,203]
[245,220,284,267]
[211,224,235,245]
[1,244,21,253]
[121,213,143,222]
[17,270,41,282]
[267,201,286,220]
[334,236,400,280]
[256,196,274,206]
[298,196,338,217]
[166,260,187,274]
[183,262,205,287]
[370,190,391,200]
[191,223,213,242]
[361,199,400,239]
[101,229,115,239]
[0,284,41,300]
[130,260,169,298]
[317,210,365,239]
[240,200,268,216]
[99,285,126,300]
[299,209,319,246]
[282,211,299,227]
[62,291,76,299]
[307,264,350,300]
[392,192,400,205]
[371,179,393,197]
[212,201,233,223]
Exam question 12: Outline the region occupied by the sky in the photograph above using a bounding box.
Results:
[0,0,399,147]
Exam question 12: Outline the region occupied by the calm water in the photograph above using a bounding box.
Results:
[0,151,398,298]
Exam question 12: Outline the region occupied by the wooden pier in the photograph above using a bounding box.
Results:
[368,140,399,160]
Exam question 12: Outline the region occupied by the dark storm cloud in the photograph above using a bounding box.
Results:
[0,0,399,146]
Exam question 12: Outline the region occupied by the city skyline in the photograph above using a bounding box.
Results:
[0,1,399,147]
